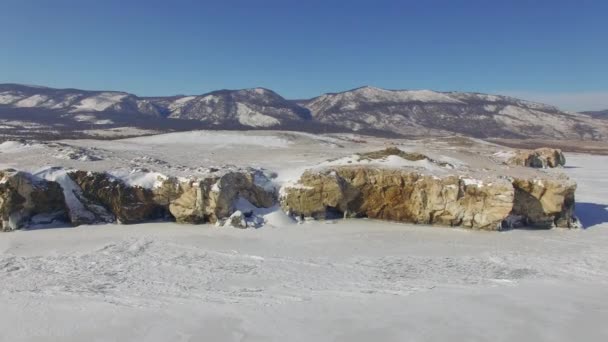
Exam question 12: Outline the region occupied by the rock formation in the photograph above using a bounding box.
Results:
[504,148,566,168]
[281,149,579,230]
[0,167,276,231]
[156,170,275,224]
[0,169,67,231]
[0,147,580,232]
[281,168,514,230]
[510,177,578,228]
[69,171,166,224]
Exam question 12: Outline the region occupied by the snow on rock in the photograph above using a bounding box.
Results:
[461,177,484,187]
[313,153,454,175]
[33,167,99,224]
[106,169,168,189]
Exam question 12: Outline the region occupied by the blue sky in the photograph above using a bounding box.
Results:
[1,0,607,110]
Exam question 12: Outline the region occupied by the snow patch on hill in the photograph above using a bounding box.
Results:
[0,92,24,104]
[14,94,50,108]
[71,93,128,112]
[123,130,290,148]
[236,103,281,127]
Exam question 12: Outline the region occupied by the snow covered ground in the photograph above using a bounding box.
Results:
[0,134,607,341]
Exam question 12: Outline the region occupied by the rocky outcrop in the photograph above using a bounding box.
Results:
[155,170,275,224]
[281,166,578,230]
[68,169,276,225]
[505,148,566,168]
[509,177,578,228]
[0,167,277,231]
[0,169,67,231]
[359,147,454,168]
[281,168,514,230]
[69,171,166,224]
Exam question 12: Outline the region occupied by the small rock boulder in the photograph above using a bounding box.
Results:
[505,148,566,168]
[510,176,578,228]
[227,210,247,228]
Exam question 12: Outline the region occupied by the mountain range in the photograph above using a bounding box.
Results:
[1,83,606,140]
[581,109,608,120]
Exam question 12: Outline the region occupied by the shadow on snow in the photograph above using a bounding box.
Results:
[576,202,608,229]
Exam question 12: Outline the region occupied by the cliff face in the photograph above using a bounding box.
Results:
[280,166,578,230]
[0,168,277,231]
[0,148,582,232]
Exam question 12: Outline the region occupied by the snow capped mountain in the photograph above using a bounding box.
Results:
[302,86,606,140]
[1,83,606,140]
[0,84,163,116]
[153,88,311,127]
[581,109,608,120]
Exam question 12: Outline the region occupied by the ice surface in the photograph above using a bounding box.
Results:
[0,132,607,341]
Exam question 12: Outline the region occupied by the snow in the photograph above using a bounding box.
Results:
[107,169,168,189]
[0,120,45,129]
[352,87,465,104]
[0,140,42,153]
[49,94,81,109]
[73,114,114,125]
[462,177,484,187]
[13,94,49,107]
[71,92,128,112]
[33,167,97,223]
[0,92,24,104]
[493,150,516,161]
[253,172,276,192]
[236,103,281,127]
[124,130,290,148]
[78,127,159,137]
[0,133,607,340]
[314,153,452,174]
[168,96,196,112]
[484,104,498,112]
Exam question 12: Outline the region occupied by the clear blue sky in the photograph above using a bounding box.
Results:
[1,0,607,110]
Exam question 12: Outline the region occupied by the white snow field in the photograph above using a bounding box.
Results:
[0,132,607,341]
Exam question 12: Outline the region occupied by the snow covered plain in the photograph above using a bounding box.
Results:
[0,132,607,341]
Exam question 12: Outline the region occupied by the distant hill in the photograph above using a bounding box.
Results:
[581,109,608,120]
[1,83,607,140]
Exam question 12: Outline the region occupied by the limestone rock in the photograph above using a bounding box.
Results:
[506,148,566,168]
[281,165,578,230]
[227,210,247,228]
[0,169,67,231]
[282,167,514,230]
[510,177,578,228]
[69,171,166,224]
[159,170,276,224]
